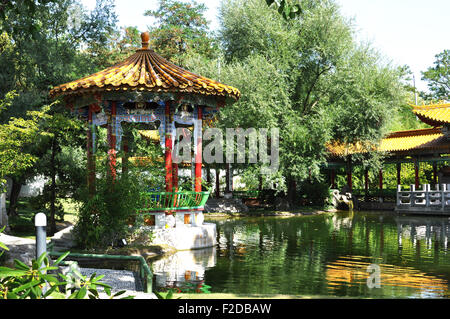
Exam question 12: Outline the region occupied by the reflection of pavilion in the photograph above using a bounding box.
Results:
[395,216,450,250]
[151,247,216,289]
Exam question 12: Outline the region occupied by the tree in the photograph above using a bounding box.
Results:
[265,0,304,20]
[0,92,46,227]
[0,0,118,222]
[144,0,219,64]
[421,50,450,100]
[218,0,407,205]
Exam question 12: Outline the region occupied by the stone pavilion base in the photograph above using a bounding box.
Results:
[150,223,217,250]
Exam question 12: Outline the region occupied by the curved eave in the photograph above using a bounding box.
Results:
[411,103,450,127]
[49,49,240,102]
[327,127,445,157]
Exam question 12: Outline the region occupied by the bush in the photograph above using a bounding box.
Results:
[74,162,142,249]
[298,181,332,207]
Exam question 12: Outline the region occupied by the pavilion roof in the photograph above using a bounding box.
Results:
[327,127,445,157]
[411,102,450,127]
[49,32,240,102]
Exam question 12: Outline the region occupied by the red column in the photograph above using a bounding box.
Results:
[195,106,202,192]
[165,101,173,192]
[108,101,117,181]
[414,159,419,189]
[87,104,96,195]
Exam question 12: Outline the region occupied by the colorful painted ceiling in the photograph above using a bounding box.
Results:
[327,127,446,157]
[49,32,240,101]
[411,102,450,127]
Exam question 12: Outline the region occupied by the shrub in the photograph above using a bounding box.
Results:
[74,161,142,249]
[298,181,332,207]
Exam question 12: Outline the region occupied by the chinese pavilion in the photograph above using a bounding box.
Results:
[327,101,450,207]
[49,32,240,228]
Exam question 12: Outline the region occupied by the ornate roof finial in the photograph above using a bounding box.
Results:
[141,31,150,49]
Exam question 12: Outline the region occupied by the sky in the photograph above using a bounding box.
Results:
[80,0,450,92]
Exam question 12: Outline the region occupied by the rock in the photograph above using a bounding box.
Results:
[274,197,290,211]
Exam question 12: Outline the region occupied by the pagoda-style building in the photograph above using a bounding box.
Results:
[49,32,240,231]
[327,101,450,213]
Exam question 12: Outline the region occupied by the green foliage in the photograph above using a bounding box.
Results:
[421,49,450,100]
[74,165,142,249]
[0,92,47,189]
[145,0,218,64]
[266,0,303,20]
[218,0,408,197]
[0,249,131,299]
[297,180,331,207]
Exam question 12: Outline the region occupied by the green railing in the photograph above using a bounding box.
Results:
[138,191,210,212]
[48,250,153,293]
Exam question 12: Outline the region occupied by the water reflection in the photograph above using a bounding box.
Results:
[395,216,450,251]
[152,247,216,290]
[151,212,450,298]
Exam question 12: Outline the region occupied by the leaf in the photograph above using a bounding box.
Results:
[36,252,48,268]
[53,251,70,265]
[43,285,58,298]
[0,267,27,277]
[112,290,126,298]
[13,259,30,271]
[0,241,9,251]
[12,280,41,293]
[76,286,87,299]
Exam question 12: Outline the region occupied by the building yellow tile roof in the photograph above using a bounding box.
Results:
[411,102,450,127]
[49,32,240,101]
[327,127,445,157]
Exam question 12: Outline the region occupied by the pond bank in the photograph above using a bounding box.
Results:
[205,207,338,218]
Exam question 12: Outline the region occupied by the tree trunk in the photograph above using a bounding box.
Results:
[287,177,296,208]
[7,177,22,217]
[0,192,9,231]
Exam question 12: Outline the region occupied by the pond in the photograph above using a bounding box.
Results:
[150,211,450,298]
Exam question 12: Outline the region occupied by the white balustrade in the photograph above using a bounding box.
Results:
[396,184,450,212]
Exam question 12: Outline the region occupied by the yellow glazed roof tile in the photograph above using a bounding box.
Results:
[49,32,240,101]
[411,102,450,126]
[327,127,445,157]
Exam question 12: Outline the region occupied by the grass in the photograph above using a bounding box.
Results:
[5,197,79,237]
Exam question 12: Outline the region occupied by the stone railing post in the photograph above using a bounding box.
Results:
[410,184,415,207]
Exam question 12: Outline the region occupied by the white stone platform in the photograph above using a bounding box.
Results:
[150,223,217,250]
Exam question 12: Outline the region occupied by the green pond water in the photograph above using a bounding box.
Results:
[151,211,450,298]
